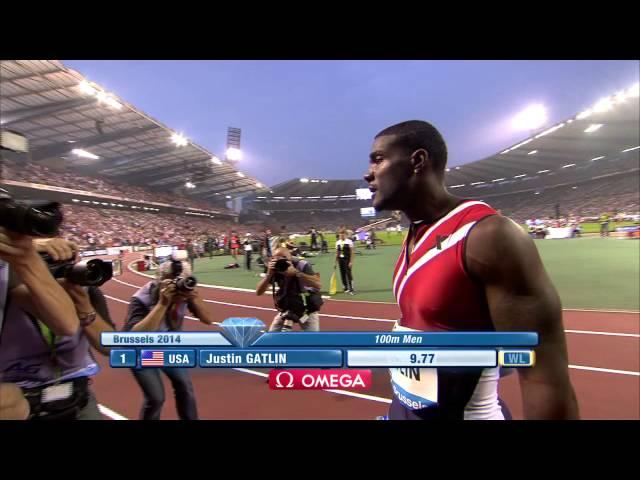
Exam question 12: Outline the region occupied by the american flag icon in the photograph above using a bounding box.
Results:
[141,350,165,366]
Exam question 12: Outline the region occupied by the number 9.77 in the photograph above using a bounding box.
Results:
[410,353,435,364]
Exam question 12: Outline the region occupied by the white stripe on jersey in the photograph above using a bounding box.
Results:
[392,201,488,296]
[396,221,477,303]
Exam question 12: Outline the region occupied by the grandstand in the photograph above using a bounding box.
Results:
[0,60,269,211]
[244,82,639,231]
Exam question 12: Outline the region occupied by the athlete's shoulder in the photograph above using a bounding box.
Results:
[465,214,539,280]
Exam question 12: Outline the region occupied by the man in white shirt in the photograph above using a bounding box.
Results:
[335,229,355,295]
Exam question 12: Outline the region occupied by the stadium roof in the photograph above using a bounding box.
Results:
[0,60,270,202]
[441,81,639,197]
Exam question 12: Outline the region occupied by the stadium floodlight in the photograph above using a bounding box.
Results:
[455,167,460,170]
[300,178,310,183]
[71,148,100,160]
[470,181,485,186]
[591,156,605,161]
[236,172,245,178]
[211,156,222,165]
[514,174,527,178]
[584,124,603,133]
[321,180,329,183]
[226,196,232,199]
[562,163,576,168]
[500,149,511,155]
[535,123,565,138]
[511,139,532,150]
[492,178,506,182]
[527,150,538,155]
[256,182,263,188]
[511,104,547,131]
[445,168,450,172]
[622,146,640,153]
[226,147,242,161]
[576,109,592,120]
[78,80,98,96]
[185,181,195,189]
[72,199,79,203]
[592,98,613,113]
[537,169,550,174]
[171,133,188,147]
[307,196,321,199]
[449,184,465,188]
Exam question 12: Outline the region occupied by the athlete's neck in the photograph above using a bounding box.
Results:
[403,187,461,224]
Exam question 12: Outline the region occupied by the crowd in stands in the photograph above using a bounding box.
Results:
[59,205,244,249]
[2,161,231,213]
[488,172,639,223]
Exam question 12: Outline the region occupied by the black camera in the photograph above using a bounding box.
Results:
[0,189,63,237]
[42,254,113,287]
[274,258,290,273]
[174,276,197,292]
[169,259,197,292]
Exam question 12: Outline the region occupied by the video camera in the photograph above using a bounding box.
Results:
[0,189,63,237]
[41,253,113,287]
[169,259,198,293]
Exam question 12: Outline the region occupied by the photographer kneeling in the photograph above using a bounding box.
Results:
[124,258,215,420]
[0,236,115,420]
[256,247,323,332]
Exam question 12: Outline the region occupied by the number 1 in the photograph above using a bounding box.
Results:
[121,353,126,364]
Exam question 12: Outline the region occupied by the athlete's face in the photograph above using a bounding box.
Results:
[364,135,413,211]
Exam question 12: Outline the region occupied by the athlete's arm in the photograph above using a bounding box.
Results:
[465,215,579,420]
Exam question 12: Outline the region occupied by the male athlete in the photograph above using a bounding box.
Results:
[364,120,579,420]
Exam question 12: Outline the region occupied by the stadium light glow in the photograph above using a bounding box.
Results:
[584,124,603,133]
[236,172,245,178]
[445,168,450,172]
[537,169,550,174]
[527,150,538,155]
[449,184,465,188]
[622,146,640,153]
[592,98,613,113]
[226,195,232,199]
[514,174,527,178]
[470,181,485,186]
[321,180,329,183]
[71,148,100,160]
[185,181,195,189]
[78,80,98,96]
[500,149,511,155]
[576,109,592,120]
[324,195,338,199]
[511,104,547,131]
[300,178,309,183]
[256,182,263,188]
[72,199,79,202]
[211,156,222,165]
[628,82,639,98]
[492,178,506,182]
[455,167,460,170]
[307,196,321,199]
[226,147,242,161]
[171,133,188,147]
[562,163,576,168]
[512,139,533,150]
[535,123,565,138]
[591,156,605,161]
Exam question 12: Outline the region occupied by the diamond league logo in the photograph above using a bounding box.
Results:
[219,317,266,347]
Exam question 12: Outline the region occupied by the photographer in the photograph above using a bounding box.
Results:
[0,237,116,420]
[256,247,323,332]
[0,228,78,338]
[124,258,215,420]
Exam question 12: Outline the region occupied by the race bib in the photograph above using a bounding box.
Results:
[389,322,438,410]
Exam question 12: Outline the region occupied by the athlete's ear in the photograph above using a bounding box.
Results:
[410,149,429,175]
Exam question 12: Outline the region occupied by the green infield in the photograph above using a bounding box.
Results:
[152,237,638,311]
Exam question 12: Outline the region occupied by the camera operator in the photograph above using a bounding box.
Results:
[124,258,215,420]
[0,237,116,420]
[256,247,323,332]
[0,228,78,338]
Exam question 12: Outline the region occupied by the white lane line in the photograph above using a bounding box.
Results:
[109,279,396,323]
[569,365,639,376]
[97,404,129,420]
[230,368,392,404]
[564,308,640,314]
[565,330,640,338]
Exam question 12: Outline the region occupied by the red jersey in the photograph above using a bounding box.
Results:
[392,200,497,332]
[388,200,507,420]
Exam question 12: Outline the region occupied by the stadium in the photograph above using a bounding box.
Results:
[0,60,638,420]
